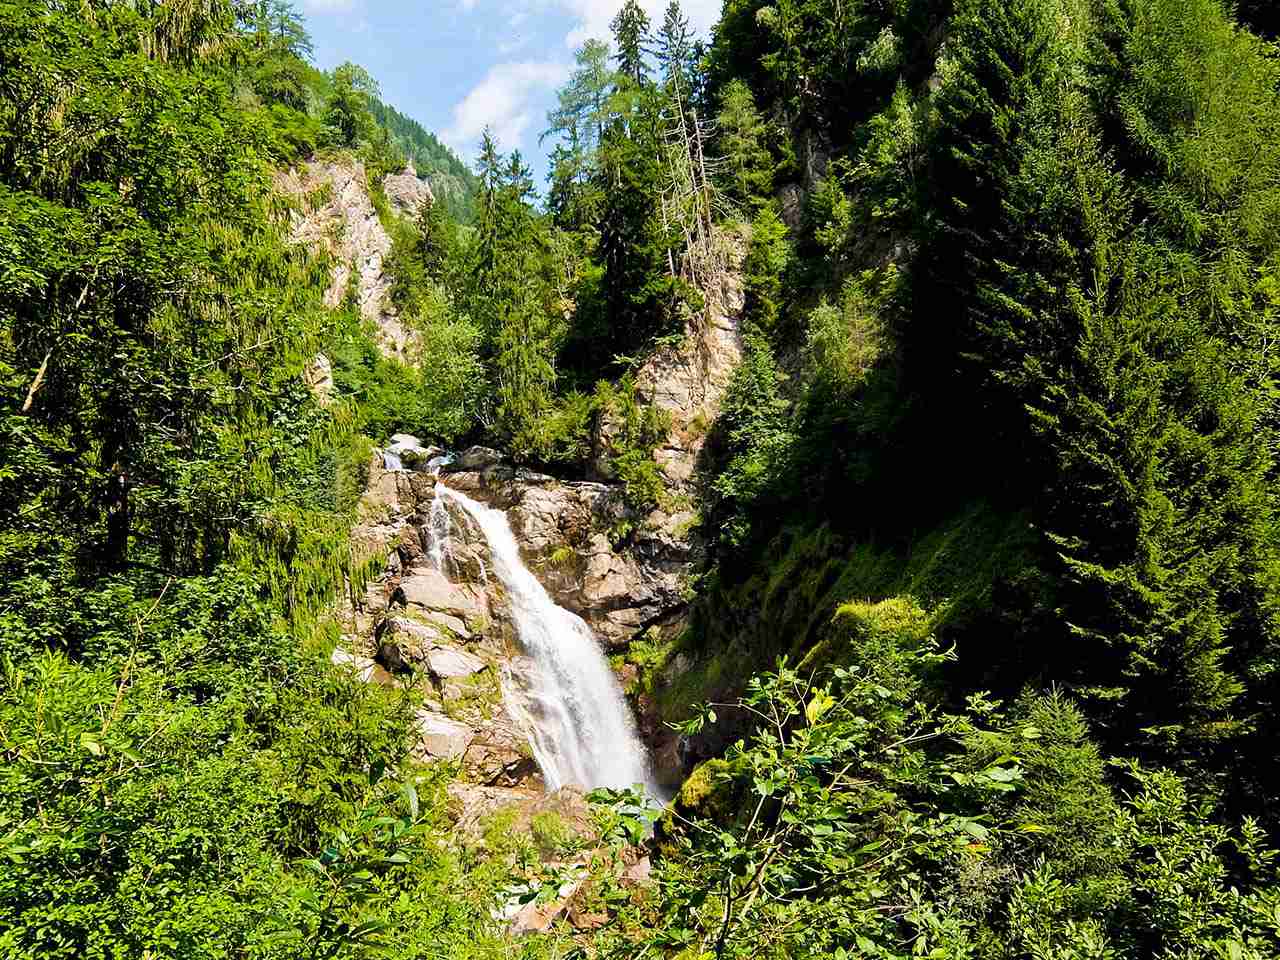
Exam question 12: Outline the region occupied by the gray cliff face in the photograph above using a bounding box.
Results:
[277,157,433,363]
[382,162,434,218]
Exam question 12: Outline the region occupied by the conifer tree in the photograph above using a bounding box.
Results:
[657,0,696,95]
[611,0,653,86]
[717,78,770,203]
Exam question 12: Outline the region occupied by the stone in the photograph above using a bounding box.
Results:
[385,434,443,471]
[568,910,608,932]
[330,647,382,684]
[777,182,805,230]
[510,899,567,935]
[622,855,652,886]
[302,353,334,404]
[462,726,540,787]
[447,782,539,837]
[359,454,437,520]
[395,567,487,626]
[425,645,486,677]
[374,641,413,675]
[450,445,505,471]
[414,711,474,761]
[383,611,488,652]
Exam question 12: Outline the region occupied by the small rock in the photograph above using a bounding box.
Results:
[425,645,486,678]
[569,909,609,932]
[330,647,378,683]
[510,899,566,935]
[622,855,652,886]
[302,353,334,404]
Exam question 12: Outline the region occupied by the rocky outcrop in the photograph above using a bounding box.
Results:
[633,230,747,492]
[441,457,694,650]
[382,162,434,218]
[330,441,541,794]
[277,158,435,363]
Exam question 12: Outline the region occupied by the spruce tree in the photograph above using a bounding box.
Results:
[717,78,771,204]
[657,0,696,94]
[611,0,652,86]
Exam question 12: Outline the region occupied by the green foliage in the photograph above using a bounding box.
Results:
[717,79,772,204]
[611,0,654,85]
[322,61,380,148]
[366,98,479,223]
[741,204,792,331]
[601,656,1280,959]
[529,810,583,858]
[594,375,672,511]
[804,269,888,391]
[0,10,548,960]
[710,335,795,550]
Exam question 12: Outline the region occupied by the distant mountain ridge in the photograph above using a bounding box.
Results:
[366,98,477,223]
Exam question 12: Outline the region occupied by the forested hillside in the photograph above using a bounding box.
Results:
[367,99,479,223]
[4,0,1280,958]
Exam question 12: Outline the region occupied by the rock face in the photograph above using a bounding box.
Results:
[276,158,414,360]
[441,458,693,650]
[382,162,435,218]
[633,232,747,492]
[330,438,548,797]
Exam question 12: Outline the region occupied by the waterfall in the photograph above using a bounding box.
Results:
[432,484,654,794]
[425,494,452,571]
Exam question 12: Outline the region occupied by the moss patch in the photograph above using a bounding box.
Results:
[651,499,1036,722]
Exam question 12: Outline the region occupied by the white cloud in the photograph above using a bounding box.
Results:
[444,60,571,158]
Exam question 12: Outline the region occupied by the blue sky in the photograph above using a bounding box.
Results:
[299,0,721,185]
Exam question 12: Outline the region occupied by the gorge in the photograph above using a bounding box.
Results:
[6,1,1280,958]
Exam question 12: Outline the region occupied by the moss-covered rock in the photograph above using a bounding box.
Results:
[659,756,751,842]
[802,595,933,675]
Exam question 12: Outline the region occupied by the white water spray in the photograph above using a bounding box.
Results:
[432,484,654,794]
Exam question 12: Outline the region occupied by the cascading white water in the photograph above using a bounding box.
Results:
[433,484,654,794]
[425,494,452,571]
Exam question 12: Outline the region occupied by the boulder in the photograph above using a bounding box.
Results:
[394,566,487,630]
[462,725,540,787]
[451,445,505,471]
[374,641,412,675]
[330,647,390,685]
[426,644,486,678]
[413,711,474,761]
[359,454,436,520]
[385,434,443,471]
[382,615,452,650]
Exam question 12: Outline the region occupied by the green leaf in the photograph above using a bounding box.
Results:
[401,781,419,819]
